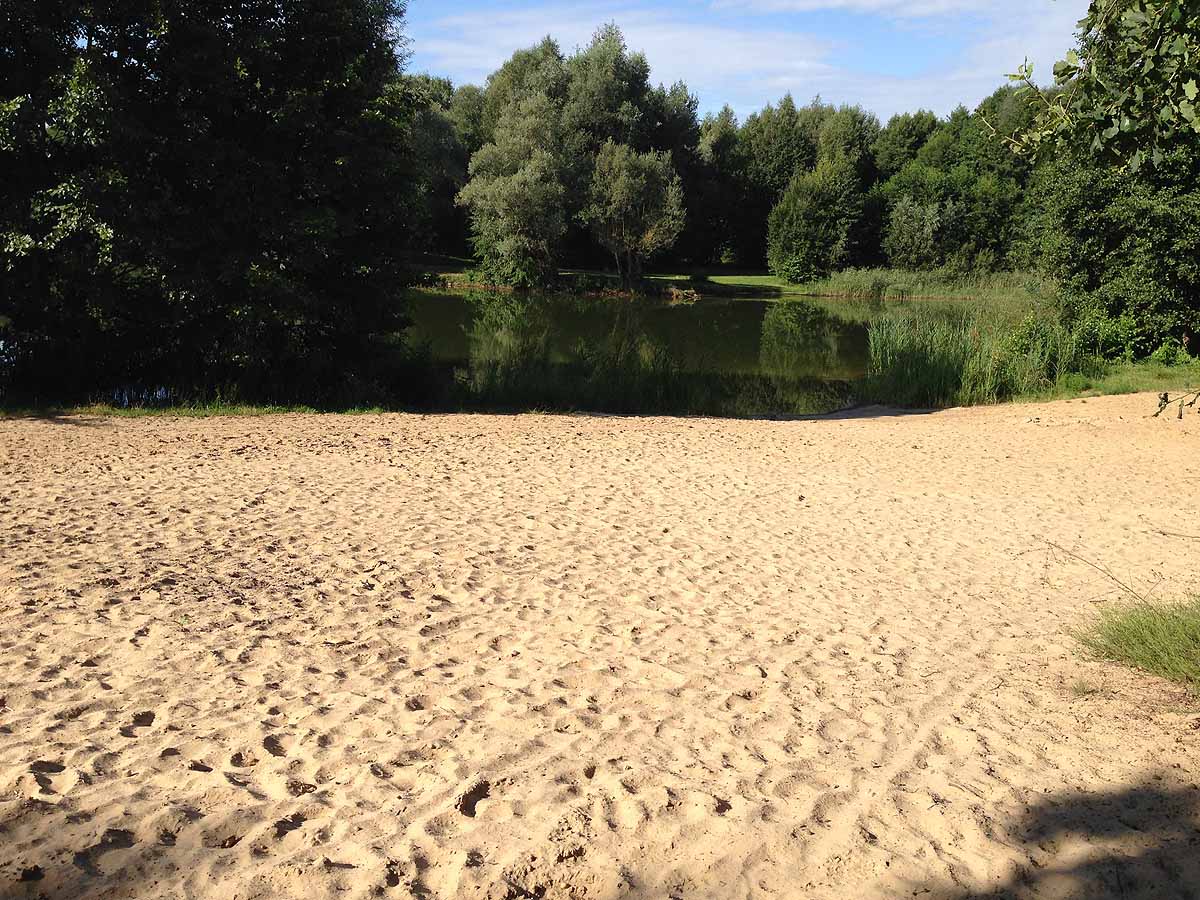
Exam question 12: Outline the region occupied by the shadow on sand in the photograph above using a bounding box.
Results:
[916,779,1200,900]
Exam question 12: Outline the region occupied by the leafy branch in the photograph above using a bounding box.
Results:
[986,0,1199,170]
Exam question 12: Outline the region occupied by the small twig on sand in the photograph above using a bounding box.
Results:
[1153,389,1200,417]
[1150,527,1200,542]
[1045,540,1150,603]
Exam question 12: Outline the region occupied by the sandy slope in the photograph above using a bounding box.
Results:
[1,393,1198,900]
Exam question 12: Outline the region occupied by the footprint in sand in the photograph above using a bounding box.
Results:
[273,813,306,839]
[73,828,135,876]
[29,760,76,795]
[456,780,491,817]
[230,749,259,768]
[262,734,289,758]
[119,710,155,738]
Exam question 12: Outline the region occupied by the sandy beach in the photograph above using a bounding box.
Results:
[2,393,1198,900]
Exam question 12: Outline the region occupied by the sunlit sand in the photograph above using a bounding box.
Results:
[2,393,1197,899]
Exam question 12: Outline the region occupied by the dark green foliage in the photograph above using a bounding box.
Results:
[1026,144,1200,357]
[767,155,865,283]
[818,105,882,183]
[1,0,422,404]
[689,105,743,265]
[448,84,487,158]
[879,89,1033,273]
[733,96,834,266]
[874,110,941,180]
[410,76,472,255]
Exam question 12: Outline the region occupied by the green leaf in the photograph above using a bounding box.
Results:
[1185,80,1199,102]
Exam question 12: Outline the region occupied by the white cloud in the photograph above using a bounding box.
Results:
[417,3,833,89]
[408,0,1088,121]
[711,0,998,16]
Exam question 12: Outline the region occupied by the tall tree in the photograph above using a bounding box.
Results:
[458,24,701,283]
[767,154,865,283]
[457,93,568,287]
[874,110,941,180]
[582,140,685,288]
[1,0,422,403]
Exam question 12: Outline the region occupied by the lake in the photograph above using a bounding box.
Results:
[403,291,876,417]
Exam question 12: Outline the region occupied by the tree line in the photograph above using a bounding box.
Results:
[2,2,1197,405]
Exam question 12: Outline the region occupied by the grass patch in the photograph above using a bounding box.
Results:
[1070,678,1101,699]
[1,403,393,419]
[1076,599,1200,692]
[1027,359,1200,401]
[800,268,1053,305]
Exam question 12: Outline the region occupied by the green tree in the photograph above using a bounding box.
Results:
[1025,144,1200,355]
[767,154,865,283]
[479,37,567,143]
[874,110,941,180]
[459,24,701,283]
[457,93,568,288]
[1,0,422,403]
[582,140,685,289]
[692,105,745,264]
[449,84,488,158]
[409,75,471,254]
[884,197,944,269]
[561,24,652,159]
[818,105,882,182]
[734,96,832,265]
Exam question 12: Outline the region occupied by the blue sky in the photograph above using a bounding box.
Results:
[406,0,1088,121]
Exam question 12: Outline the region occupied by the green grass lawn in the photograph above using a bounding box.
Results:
[1028,360,1200,402]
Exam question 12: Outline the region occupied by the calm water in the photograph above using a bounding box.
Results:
[402,291,873,416]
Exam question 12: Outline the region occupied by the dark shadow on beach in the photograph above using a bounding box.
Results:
[915,779,1200,900]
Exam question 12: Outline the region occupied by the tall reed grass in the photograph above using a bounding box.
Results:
[864,306,1095,407]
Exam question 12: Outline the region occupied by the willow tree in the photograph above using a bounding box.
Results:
[582,140,684,289]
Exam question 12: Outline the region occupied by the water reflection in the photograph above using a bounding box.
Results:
[406,291,869,416]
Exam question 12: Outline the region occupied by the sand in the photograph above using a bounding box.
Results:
[1,392,1198,900]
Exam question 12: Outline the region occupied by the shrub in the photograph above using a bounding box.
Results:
[1027,145,1200,357]
[884,196,941,270]
[1149,341,1186,366]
